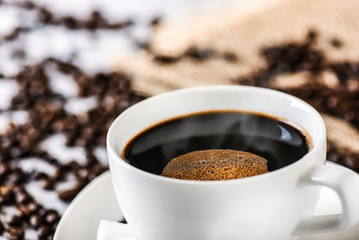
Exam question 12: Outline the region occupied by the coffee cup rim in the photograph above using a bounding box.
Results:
[107,85,326,185]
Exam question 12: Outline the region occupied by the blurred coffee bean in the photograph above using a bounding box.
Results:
[3,227,24,240]
[15,191,31,204]
[222,52,238,63]
[40,178,54,190]
[30,214,44,229]
[44,210,60,225]
[0,163,10,175]
[17,204,31,217]
[58,185,82,202]
[37,225,53,238]
[0,221,4,235]
[8,214,23,227]
[27,201,41,213]
[184,47,215,61]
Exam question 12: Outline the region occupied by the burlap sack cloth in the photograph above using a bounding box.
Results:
[115,0,359,163]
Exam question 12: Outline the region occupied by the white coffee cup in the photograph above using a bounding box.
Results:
[107,85,359,240]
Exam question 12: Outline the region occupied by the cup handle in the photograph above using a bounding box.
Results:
[295,163,359,235]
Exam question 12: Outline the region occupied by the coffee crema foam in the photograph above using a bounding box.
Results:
[161,149,268,180]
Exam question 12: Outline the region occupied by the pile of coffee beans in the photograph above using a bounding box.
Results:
[233,30,359,171]
[0,1,144,239]
[0,57,143,239]
[0,1,134,43]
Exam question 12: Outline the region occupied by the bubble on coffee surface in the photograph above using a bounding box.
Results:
[161,149,268,180]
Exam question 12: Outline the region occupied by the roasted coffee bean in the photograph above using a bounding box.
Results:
[306,29,318,43]
[58,185,82,202]
[44,210,60,225]
[17,204,31,217]
[3,227,24,240]
[0,221,4,235]
[30,214,44,228]
[331,38,343,48]
[222,52,238,63]
[0,195,11,205]
[37,225,53,238]
[8,214,23,227]
[27,201,41,213]
[0,162,10,175]
[40,178,54,190]
[32,171,48,180]
[328,152,339,163]
[15,191,31,204]
[0,185,11,197]
[51,167,66,181]
[343,156,359,171]
[7,170,26,185]
[77,168,90,180]
[150,16,162,27]
[153,55,180,64]
[184,47,215,61]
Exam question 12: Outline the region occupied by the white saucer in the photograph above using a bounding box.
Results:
[53,162,359,240]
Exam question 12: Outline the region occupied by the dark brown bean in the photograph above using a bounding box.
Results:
[45,210,60,225]
[27,201,41,213]
[222,52,238,63]
[153,55,179,64]
[58,186,82,202]
[0,162,10,175]
[184,47,215,61]
[15,191,31,204]
[30,214,44,228]
[0,221,4,235]
[40,178,54,190]
[8,214,23,227]
[37,225,53,238]
[331,38,343,48]
[3,227,24,240]
[17,204,31,217]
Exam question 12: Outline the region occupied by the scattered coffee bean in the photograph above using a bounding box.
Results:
[184,47,215,61]
[17,204,31,217]
[0,162,10,175]
[40,178,54,190]
[30,214,44,229]
[27,201,41,214]
[153,55,180,64]
[77,168,90,180]
[44,210,60,225]
[15,191,31,204]
[330,38,343,48]
[0,221,4,235]
[3,227,24,240]
[58,185,83,202]
[8,214,23,227]
[222,52,238,63]
[150,16,162,27]
[37,225,52,238]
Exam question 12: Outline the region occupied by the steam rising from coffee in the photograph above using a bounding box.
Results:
[123,111,310,176]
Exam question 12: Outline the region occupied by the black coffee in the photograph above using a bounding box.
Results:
[123,111,312,175]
